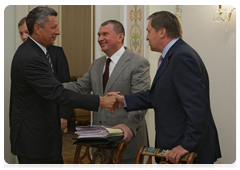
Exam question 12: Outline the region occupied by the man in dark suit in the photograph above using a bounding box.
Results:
[109,11,221,164]
[18,17,72,131]
[47,45,71,131]
[10,6,122,164]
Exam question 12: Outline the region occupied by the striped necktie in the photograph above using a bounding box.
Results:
[46,52,54,73]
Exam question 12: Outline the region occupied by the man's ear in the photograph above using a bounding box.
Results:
[118,33,124,43]
[158,28,166,38]
[34,24,41,35]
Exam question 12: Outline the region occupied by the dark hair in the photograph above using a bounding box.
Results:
[26,6,58,35]
[101,20,125,43]
[147,11,183,38]
[18,17,27,28]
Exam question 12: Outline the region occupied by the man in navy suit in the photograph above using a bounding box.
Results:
[109,11,221,164]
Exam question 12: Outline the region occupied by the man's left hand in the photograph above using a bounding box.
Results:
[61,118,68,131]
[166,145,189,164]
[113,124,133,143]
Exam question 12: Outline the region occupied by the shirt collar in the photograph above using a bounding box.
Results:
[161,38,180,58]
[106,46,125,64]
[29,36,48,55]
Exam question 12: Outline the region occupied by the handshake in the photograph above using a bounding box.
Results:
[99,92,125,112]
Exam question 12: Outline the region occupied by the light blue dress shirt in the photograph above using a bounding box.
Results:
[161,38,179,59]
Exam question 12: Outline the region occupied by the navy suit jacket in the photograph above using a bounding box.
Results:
[47,45,72,119]
[125,38,221,163]
[10,38,99,158]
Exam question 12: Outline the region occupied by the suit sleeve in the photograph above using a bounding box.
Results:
[123,58,151,136]
[172,52,209,152]
[24,56,99,111]
[124,89,152,111]
[63,66,93,94]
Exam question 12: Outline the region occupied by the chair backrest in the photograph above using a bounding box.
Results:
[135,146,197,164]
[73,143,127,164]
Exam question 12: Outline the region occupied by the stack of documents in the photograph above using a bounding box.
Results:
[75,125,124,138]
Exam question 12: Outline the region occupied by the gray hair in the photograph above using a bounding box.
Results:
[26,6,57,35]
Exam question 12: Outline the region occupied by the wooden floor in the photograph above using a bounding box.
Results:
[62,121,83,164]
[62,123,76,164]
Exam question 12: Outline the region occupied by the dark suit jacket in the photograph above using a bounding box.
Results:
[124,38,221,163]
[10,38,99,158]
[47,45,71,119]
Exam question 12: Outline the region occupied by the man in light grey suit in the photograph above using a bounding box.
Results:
[63,20,150,163]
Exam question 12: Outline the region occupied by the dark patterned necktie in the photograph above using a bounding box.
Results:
[103,58,111,92]
[46,52,54,73]
[158,55,163,69]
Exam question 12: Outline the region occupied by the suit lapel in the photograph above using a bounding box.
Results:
[104,49,130,94]
[27,38,46,58]
[151,38,184,88]
[151,56,169,88]
[27,38,56,77]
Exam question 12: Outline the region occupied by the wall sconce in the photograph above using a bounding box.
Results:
[213,5,235,23]
[213,5,235,31]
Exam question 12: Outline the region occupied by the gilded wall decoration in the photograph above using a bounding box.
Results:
[127,5,144,56]
[174,5,182,23]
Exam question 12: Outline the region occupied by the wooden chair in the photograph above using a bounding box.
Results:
[73,142,127,164]
[135,146,197,164]
[71,108,91,126]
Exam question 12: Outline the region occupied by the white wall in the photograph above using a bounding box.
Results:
[4,5,18,164]
[148,5,236,164]
[95,5,124,59]
[182,5,236,164]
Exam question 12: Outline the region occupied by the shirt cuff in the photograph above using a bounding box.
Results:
[123,100,127,108]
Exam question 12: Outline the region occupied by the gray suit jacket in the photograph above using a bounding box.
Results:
[64,48,150,159]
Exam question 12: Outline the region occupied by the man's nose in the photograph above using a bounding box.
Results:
[146,34,149,41]
[98,35,103,42]
[23,33,29,39]
[55,27,60,35]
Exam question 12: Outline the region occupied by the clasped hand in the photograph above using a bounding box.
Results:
[99,92,125,112]
[166,145,189,164]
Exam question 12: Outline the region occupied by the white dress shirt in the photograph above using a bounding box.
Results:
[29,36,47,55]
[103,46,125,77]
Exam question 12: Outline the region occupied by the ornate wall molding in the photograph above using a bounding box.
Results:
[174,5,182,23]
[127,5,144,57]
